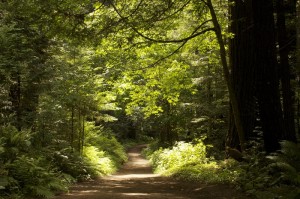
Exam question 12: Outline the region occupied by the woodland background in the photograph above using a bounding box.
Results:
[0,0,300,198]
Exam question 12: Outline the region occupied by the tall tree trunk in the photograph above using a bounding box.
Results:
[276,0,297,142]
[252,0,284,152]
[227,0,256,150]
[206,0,246,151]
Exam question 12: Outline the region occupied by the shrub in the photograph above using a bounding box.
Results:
[7,155,72,198]
[148,140,240,183]
[150,140,208,174]
[82,146,116,176]
[0,125,31,162]
[267,141,300,185]
[52,147,93,181]
[84,123,127,166]
[233,141,300,199]
[0,126,73,198]
[0,123,127,198]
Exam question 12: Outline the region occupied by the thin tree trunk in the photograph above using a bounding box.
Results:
[82,114,85,155]
[71,106,74,149]
[78,109,82,153]
[10,73,22,131]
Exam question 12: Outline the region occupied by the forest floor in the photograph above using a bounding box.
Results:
[54,144,249,199]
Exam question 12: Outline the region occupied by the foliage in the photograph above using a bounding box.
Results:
[0,126,31,162]
[7,155,71,198]
[52,148,93,181]
[50,123,128,181]
[84,123,128,166]
[0,124,126,198]
[0,126,72,198]
[267,141,300,185]
[0,0,299,198]
[147,140,300,198]
[233,141,300,199]
[146,140,240,183]
[82,146,116,176]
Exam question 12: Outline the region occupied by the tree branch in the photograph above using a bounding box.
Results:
[111,3,214,43]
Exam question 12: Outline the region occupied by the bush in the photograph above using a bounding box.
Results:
[232,141,300,199]
[84,123,127,167]
[82,146,116,176]
[267,141,300,185]
[7,155,72,198]
[52,123,127,181]
[0,123,127,198]
[150,140,208,173]
[0,125,31,162]
[147,140,240,183]
[52,148,93,181]
[0,126,74,198]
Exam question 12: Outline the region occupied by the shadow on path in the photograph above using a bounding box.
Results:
[54,144,248,199]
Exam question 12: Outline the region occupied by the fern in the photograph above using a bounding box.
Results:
[28,185,54,198]
[0,125,32,161]
[267,141,300,185]
[8,155,71,198]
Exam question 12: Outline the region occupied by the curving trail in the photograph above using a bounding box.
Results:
[54,144,248,199]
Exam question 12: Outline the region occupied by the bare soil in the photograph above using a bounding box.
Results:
[54,144,249,199]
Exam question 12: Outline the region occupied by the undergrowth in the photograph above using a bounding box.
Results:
[145,139,240,183]
[234,141,300,199]
[145,140,300,199]
[0,123,127,198]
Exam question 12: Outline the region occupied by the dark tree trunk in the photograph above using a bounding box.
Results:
[226,105,241,149]
[23,81,39,130]
[252,0,284,152]
[9,73,22,131]
[207,0,246,150]
[276,0,297,142]
[227,0,256,150]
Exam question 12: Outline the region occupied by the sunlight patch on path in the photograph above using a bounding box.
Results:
[105,173,161,180]
[103,148,161,180]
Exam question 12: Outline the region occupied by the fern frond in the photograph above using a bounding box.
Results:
[48,179,67,191]
[269,162,297,174]
[30,185,54,198]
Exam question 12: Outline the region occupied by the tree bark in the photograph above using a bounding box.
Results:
[227,0,256,150]
[252,0,284,152]
[276,0,297,142]
[206,0,246,151]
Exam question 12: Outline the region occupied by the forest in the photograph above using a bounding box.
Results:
[0,0,300,198]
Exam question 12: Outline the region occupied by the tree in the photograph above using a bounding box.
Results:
[276,0,297,142]
[252,0,285,152]
[226,0,296,153]
[226,0,256,150]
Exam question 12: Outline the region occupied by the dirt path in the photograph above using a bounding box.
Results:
[55,145,248,199]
